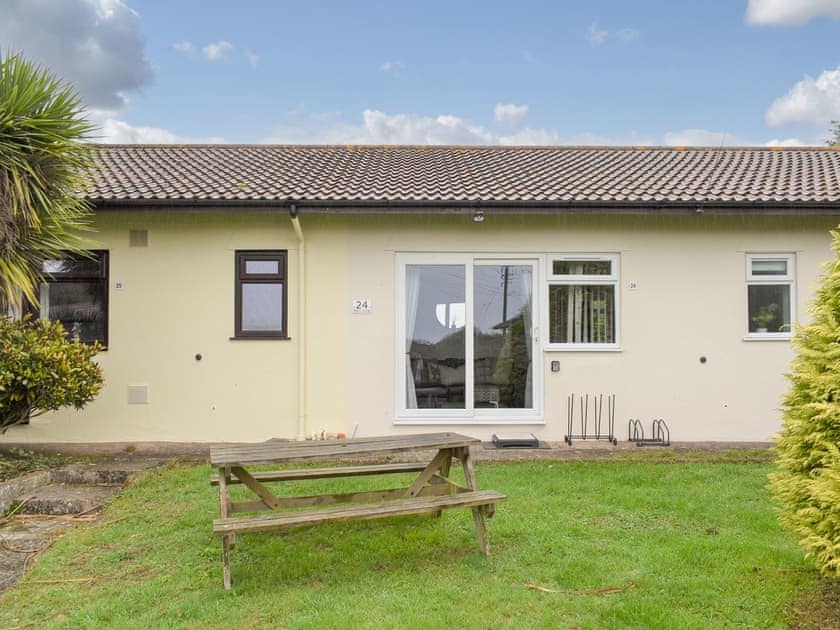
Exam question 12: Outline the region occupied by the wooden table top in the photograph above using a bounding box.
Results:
[210,432,479,466]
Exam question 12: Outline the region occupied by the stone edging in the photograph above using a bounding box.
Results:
[0,470,52,514]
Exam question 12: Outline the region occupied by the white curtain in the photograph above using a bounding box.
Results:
[405,267,421,409]
[520,269,533,408]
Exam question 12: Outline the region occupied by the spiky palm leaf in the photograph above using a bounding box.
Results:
[0,52,95,311]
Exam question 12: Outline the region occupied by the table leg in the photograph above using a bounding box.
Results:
[459,448,490,555]
[218,465,233,589]
[431,449,454,517]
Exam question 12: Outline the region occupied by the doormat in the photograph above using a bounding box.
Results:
[483,433,551,449]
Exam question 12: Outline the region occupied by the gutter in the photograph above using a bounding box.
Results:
[289,204,306,441]
[91,198,840,215]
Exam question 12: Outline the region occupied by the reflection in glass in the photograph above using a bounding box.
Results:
[553,260,611,276]
[245,260,280,274]
[474,265,533,409]
[406,265,465,409]
[39,282,106,343]
[242,283,284,331]
[748,285,790,333]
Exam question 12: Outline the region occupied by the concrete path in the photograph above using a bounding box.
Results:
[0,460,162,592]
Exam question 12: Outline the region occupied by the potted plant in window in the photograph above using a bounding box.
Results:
[752,303,779,333]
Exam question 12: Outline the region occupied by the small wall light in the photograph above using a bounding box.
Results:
[473,210,485,223]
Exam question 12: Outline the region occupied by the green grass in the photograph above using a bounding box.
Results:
[0,461,822,629]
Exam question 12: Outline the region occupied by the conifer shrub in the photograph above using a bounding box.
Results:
[770,230,840,577]
[0,317,103,433]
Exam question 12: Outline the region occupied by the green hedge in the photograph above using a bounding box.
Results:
[770,230,840,577]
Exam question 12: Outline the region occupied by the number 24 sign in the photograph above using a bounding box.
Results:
[352,298,372,313]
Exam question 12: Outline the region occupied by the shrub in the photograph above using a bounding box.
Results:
[769,230,840,577]
[0,317,103,433]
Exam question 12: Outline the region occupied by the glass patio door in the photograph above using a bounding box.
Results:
[399,255,539,421]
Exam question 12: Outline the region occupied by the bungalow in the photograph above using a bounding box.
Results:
[3,144,840,444]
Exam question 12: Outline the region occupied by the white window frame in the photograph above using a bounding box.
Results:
[744,253,795,341]
[544,253,621,352]
[395,253,543,424]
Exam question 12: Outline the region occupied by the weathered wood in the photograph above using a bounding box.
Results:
[406,450,451,497]
[230,466,281,510]
[229,484,454,513]
[431,474,467,491]
[210,433,480,466]
[210,462,427,486]
[459,449,490,555]
[222,535,231,589]
[431,452,455,517]
[214,490,506,536]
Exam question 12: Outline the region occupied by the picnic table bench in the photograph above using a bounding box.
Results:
[210,432,505,589]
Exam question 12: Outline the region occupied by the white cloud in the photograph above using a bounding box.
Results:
[173,40,194,54]
[586,21,639,45]
[95,117,224,144]
[746,0,840,26]
[378,60,406,76]
[764,137,808,146]
[494,103,529,126]
[662,128,748,146]
[765,66,840,125]
[616,28,640,42]
[264,108,666,146]
[586,21,608,45]
[245,51,260,67]
[0,0,154,110]
[522,50,537,64]
[203,40,234,60]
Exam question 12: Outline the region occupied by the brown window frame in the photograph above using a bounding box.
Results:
[26,250,110,348]
[234,250,288,339]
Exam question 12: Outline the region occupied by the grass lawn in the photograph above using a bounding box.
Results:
[0,460,825,629]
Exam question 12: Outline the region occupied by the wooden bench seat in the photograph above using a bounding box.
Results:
[213,489,506,536]
[210,462,428,486]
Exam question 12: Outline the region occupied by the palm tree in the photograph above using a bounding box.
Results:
[0,52,95,312]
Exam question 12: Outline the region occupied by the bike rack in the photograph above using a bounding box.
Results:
[564,393,617,446]
[628,418,670,446]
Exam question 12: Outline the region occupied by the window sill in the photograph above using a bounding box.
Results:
[229,335,291,341]
[742,334,792,342]
[543,345,622,352]
[394,418,545,426]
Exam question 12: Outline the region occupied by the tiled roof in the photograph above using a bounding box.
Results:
[88,145,840,208]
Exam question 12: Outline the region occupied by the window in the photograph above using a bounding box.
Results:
[397,254,539,421]
[234,250,287,338]
[34,250,109,345]
[746,254,794,338]
[546,254,619,350]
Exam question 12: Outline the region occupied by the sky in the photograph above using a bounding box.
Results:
[1,0,840,146]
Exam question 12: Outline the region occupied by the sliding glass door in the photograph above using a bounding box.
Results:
[398,254,539,422]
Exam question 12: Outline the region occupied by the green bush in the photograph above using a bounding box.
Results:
[0,317,103,433]
[770,230,840,577]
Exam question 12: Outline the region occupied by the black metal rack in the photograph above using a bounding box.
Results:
[564,393,617,445]
[627,418,670,446]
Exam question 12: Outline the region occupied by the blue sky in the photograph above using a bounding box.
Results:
[2,0,840,145]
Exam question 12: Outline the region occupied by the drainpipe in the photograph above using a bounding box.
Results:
[289,204,306,441]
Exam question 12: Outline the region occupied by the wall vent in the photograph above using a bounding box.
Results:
[129,229,149,247]
[127,384,149,404]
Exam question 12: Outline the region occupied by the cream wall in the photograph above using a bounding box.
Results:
[338,213,836,442]
[3,211,311,442]
[2,210,835,443]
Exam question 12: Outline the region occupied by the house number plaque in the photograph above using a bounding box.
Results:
[352,298,372,313]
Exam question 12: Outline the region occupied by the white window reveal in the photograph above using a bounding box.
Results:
[745,254,795,339]
[546,254,620,351]
[396,254,541,423]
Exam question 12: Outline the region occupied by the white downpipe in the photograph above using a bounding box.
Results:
[290,211,306,441]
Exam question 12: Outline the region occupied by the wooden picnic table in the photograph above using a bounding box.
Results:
[210,432,506,589]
